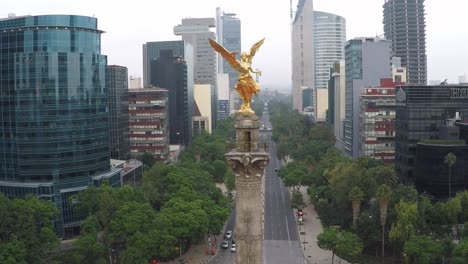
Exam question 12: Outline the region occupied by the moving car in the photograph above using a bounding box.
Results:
[225,230,233,239]
[222,240,229,249]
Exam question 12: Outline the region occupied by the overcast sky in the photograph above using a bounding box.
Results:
[2,0,468,89]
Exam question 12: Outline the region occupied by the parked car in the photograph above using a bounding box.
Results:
[222,240,229,249]
[225,230,233,239]
[230,244,237,252]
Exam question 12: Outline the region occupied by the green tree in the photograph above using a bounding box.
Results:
[318,227,363,263]
[0,240,27,264]
[70,217,107,264]
[318,227,340,263]
[0,194,59,263]
[367,165,398,188]
[212,160,227,183]
[376,184,392,263]
[445,152,457,198]
[291,191,305,209]
[136,152,156,168]
[349,186,365,226]
[225,169,235,194]
[335,231,363,261]
[354,211,380,251]
[452,240,468,264]
[403,235,443,264]
[389,201,418,250]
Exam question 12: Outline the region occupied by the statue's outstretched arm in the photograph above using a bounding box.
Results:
[249,67,262,75]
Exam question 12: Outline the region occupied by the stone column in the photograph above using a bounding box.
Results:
[226,112,269,264]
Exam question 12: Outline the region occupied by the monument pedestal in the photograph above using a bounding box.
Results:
[226,112,269,264]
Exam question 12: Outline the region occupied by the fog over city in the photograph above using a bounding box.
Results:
[3,0,468,89]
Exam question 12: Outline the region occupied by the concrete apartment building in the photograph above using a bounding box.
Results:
[128,88,169,161]
[359,79,403,163]
[344,37,392,158]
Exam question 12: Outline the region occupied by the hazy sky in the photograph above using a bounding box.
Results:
[2,0,468,88]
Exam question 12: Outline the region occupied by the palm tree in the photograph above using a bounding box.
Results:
[376,184,392,264]
[349,187,365,226]
[445,152,456,199]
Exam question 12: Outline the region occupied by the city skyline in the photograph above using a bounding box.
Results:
[3,0,467,89]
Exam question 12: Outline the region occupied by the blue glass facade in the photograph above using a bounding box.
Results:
[0,15,120,238]
[221,13,241,110]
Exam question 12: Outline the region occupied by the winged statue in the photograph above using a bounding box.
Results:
[209,38,265,114]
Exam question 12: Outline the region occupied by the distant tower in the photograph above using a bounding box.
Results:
[226,112,269,264]
[291,0,314,112]
[216,9,241,114]
[174,18,218,128]
[383,0,427,85]
[313,11,346,90]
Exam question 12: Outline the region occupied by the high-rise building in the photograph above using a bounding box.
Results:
[328,61,346,150]
[143,41,194,144]
[395,85,468,183]
[359,79,402,163]
[217,73,230,119]
[107,65,130,160]
[142,40,194,97]
[344,37,392,158]
[174,18,217,127]
[0,15,122,238]
[150,49,191,145]
[216,8,241,114]
[193,84,213,135]
[314,11,346,90]
[292,0,315,112]
[128,88,169,161]
[383,0,427,85]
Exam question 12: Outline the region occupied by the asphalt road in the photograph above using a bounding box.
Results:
[262,112,309,264]
[209,209,236,263]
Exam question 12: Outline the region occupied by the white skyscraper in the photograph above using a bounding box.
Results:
[313,11,346,90]
[292,0,315,112]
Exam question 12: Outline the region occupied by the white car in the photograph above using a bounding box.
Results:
[230,244,237,252]
[222,240,229,249]
[225,230,233,239]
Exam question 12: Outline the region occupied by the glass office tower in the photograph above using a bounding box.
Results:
[107,65,130,160]
[0,15,121,238]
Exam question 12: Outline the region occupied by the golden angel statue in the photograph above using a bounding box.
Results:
[209,37,265,114]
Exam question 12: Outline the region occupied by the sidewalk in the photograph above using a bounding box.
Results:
[295,186,350,264]
[160,237,220,264]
